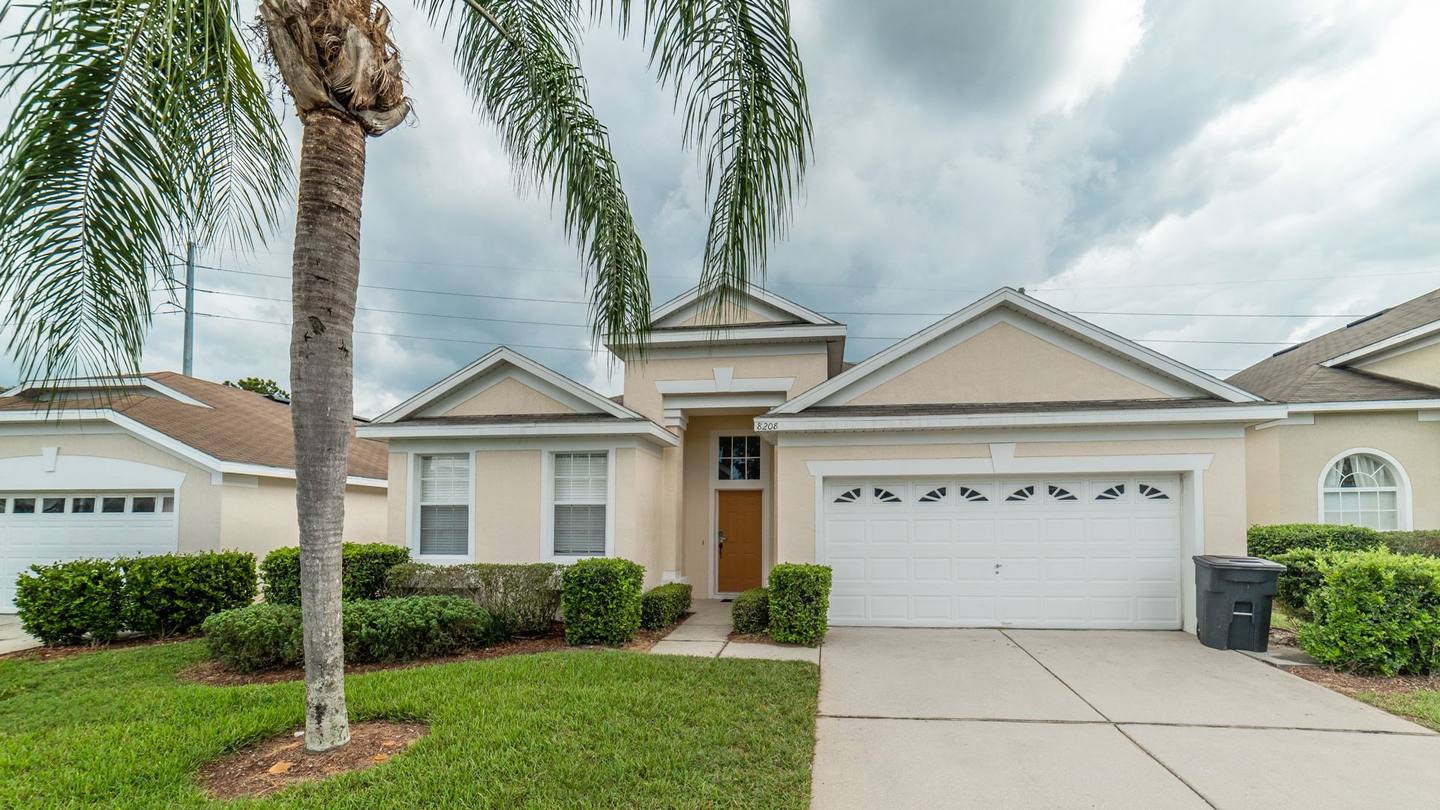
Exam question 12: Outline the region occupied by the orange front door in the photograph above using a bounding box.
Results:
[717,489,763,593]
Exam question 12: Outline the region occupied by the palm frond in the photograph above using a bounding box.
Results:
[0,0,290,383]
[417,0,650,349]
[617,0,810,319]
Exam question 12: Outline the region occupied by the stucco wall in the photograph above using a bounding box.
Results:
[217,476,389,556]
[622,350,831,423]
[1357,342,1440,390]
[772,433,1248,563]
[848,322,1170,406]
[1244,411,1440,529]
[0,431,223,551]
[614,446,667,588]
[473,449,544,562]
[443,377,576,417]
[386,451,408,546]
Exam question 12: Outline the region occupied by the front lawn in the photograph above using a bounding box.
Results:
[0,641,819,808]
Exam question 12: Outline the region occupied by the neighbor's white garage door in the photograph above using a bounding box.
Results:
[822,476,1182,629]
[0,492,177,612]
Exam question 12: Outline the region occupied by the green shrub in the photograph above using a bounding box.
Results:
[202,596,499,672]
[384,562,562,635]
[120,552,256,637]
[260,543,410,604]
[1381,530,1440,558]
[640,583,692,630]
[1270,548,1329,619]
[767,564,831,646]
[201,602,303,672]
[732,587,769,635]
[342,597,500,663]
[1298,549,1440,675]
[561,558,644,646]
[1247,523,1381,558]
[14,559,125,645]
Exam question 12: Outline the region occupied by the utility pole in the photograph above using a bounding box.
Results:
[182,241,196,376]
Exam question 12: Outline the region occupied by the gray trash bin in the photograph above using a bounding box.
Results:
[1193,555,1286,652]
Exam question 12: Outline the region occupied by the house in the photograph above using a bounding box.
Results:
[360,286,1295,633]
[1231,287,1440,531]
[0,372,389,611]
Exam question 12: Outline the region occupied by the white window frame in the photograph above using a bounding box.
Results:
[541,449,615,562]
[410,452,474,562]
[1316,447,1413,531]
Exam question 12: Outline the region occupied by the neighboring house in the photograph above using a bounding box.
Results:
[1230,287,1440,532]
[0,372,388,611]
[360,286,1289,633]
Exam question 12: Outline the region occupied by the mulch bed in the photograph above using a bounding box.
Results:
[197,720,426,800]
[1287,666,1440,697]
[1,634,197,662]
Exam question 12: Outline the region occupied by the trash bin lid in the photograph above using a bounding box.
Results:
[1192,555,1286,571]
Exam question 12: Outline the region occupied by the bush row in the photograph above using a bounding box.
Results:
[259,543,410,605]
[202,596,501,673]
[562,558,645,645]
[15,552,256,645]
[728,564,832,646]
[385,562,562,635]
[640,583,692,630]
[1298,549,1440,676]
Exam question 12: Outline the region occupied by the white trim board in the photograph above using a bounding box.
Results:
[372,347,640,424]
[771,288,1261,414]
[2,375,212,409]
[1284,399,1440,413]
[1322,319,1440,367]
[647,284,838,327]
[755,404,1288,434]
[358,419,677,446]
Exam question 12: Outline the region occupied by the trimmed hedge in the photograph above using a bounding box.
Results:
[732,587,769,635]
[260,543,410,605]
[768,564,831,646]
[1269,548,1329,619]
[1247,523,1381,558]
[120,552,256,637]
[14,559,126,645]
[640,583,692,630]
[561,558,644,646]
[384,562,563,635]
[202,596,499,673]
[1298,549,1440,675]
[1381,530,1440,558]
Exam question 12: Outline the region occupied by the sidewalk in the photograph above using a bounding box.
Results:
[649,599,820,663]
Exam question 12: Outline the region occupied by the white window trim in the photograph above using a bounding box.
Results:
[541,449,616,562]
[409,451,475,563]
[709,430,771,598]
[1316,448,1413,531]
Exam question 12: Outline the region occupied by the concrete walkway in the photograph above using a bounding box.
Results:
[649,599,820,663]
[0,614,39,654]
[813,628,1439,810]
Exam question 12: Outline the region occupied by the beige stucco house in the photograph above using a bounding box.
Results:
[0,373,388,610]
[360,286,1317,634]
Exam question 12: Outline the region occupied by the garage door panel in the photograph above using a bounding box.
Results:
[822,475,1182,629]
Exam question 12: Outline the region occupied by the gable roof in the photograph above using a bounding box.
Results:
[772,288,1261,414]
[1228,288,1440,403]
[648,284,838,328]
[371,347,638,424]
[0,372,388,482]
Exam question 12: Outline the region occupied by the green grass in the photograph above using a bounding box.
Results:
[0,642,819,808]
[1270,605,1299,632]
[1356,690,1440,732]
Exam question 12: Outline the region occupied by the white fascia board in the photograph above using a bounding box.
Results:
[1322,320,1440,367]
[372,347,637,424]
[755,403,1288,433]
[357,420,679,446]
[0,409,386,487]
[611,324,846,352]
[804,453,1214,479]
[1,375,212,408]
[1286,399,1440,413]
[647,285,838,326]
[771,289,1260,414]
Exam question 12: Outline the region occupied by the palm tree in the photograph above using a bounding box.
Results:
[0,0,809,751]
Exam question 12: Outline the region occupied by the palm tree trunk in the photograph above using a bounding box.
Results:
[289,107,365,753]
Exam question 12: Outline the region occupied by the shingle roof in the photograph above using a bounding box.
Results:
[0,372,388,479]
[1227,288,1440,403]
[396,413,634,425]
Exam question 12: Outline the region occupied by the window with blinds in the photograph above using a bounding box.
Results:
[552,451,607,556]
[418,454,469,556]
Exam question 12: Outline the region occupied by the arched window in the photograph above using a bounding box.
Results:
[1321,452,1403,530]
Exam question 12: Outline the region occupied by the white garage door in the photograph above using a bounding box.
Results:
[822,476,1182,629]
[0,492,177,612]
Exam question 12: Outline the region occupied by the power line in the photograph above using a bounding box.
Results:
[175,310,601,353]
[196,265,593,306]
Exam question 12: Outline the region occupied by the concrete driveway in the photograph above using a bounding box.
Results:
[0,614,39,654]
[813,628,1439,809]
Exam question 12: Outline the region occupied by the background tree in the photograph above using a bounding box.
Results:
[0,0,809,751]
[225,377,291,399]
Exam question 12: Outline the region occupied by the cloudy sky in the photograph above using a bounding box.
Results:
[103,0,1440,416]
